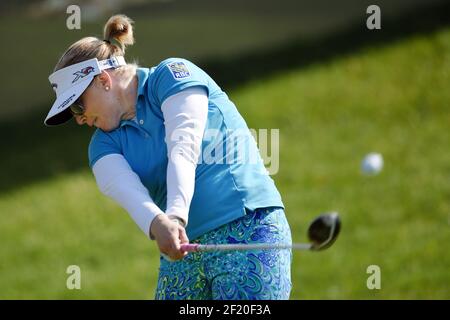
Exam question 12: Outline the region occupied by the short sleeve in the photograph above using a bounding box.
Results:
[88,129,122,168]
[150,58,210,106]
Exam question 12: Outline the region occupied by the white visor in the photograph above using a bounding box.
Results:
[44,56,126,126]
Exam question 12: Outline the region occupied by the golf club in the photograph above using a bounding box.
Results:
[180,212,341,252]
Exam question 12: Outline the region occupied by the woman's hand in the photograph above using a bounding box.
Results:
[150,214,189,261]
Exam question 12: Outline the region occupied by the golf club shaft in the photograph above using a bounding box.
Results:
[181,243,312,252]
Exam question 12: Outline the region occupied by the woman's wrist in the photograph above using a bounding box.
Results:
[149,214,186,240]
[167,215,186,228]
[149,213,165,240]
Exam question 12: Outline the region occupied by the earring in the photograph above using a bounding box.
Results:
[105,86,110,91]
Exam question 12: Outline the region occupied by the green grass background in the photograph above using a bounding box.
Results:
[0,22,448,298]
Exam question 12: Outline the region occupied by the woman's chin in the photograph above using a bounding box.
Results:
[100,122,120,132]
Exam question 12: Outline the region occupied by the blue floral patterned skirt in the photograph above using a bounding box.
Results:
[155,207,292,300]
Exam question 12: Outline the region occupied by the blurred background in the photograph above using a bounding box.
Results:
[0,0,448,299]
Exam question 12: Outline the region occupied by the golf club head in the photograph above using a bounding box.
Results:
[307,212,341,251]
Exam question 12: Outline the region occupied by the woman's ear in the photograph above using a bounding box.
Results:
[95,71,112,91]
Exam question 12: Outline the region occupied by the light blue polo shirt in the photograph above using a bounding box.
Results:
[89,58,284,240]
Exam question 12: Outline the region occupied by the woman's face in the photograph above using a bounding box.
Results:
[73,72,123,132]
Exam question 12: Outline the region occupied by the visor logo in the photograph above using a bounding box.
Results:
[72,66,95,83]
[58,94,76,109]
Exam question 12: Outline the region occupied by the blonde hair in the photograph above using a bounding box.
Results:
[54,14,135,73]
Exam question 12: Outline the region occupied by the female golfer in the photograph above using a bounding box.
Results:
[45,15,292,300]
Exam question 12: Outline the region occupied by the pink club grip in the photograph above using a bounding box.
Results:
[180,244,199,252]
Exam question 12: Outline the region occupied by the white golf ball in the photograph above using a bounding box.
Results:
[361,153,383,175]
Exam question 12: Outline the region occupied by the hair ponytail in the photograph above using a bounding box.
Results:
[103,14,134,54]
[54,14,136,72]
